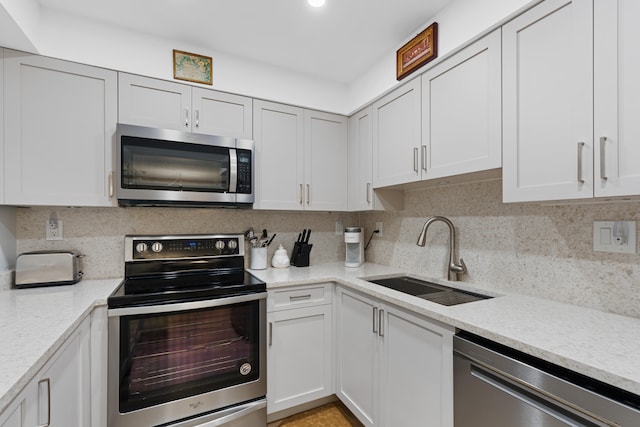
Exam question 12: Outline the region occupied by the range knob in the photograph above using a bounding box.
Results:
[135,242,148,253]
[151,242,163,253]
[215,240,226,250]
[227,240,238,250]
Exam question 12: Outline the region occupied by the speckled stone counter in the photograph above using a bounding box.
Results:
[0,277,121,414]
[250,262,640,396]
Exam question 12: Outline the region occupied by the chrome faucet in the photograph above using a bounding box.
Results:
[416,216,467,281]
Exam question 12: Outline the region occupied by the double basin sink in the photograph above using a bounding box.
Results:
[362,275,492,306]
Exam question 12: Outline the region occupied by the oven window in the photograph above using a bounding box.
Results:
[121,136,230,192]
[118,301,260,413]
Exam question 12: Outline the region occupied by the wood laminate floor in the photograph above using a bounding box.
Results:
[267,402,363,427]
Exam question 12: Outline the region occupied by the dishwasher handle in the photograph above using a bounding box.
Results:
[469,362,616,427]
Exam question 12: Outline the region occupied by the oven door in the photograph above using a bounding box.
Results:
[107,293,266,427]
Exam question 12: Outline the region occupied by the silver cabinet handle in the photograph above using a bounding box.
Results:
[372,307,378,334]
[366,182,371,204]
[413,147,419,172]
[195,109,200,129]
[268,322,273,346]
[378,309,384,337]
[289,294,311,301]
[577,142,585,184]
[306,184,310,205]
[600,136,608,181]
[108,171,114,197]
[185,108,189,128]
[299,184,304,205]
[421,145,427,171]
[37,378,51,427]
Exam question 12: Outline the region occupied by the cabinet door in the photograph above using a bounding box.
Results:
[373,78,422,188]
[253,100,304,210]
[380,305,454,427]
[267,304,333,413]
[4,51,117,206]
[502,0,593,202]
[304,110,348,211]
[118,73,191,131]
[594,0,640,197]
[0,381,36,427]
[335,288,379,427]
[36,318,91,427]
[348,107,374,211]
[422,29,501,180]
[192,88,252,138]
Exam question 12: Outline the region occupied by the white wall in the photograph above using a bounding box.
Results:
[34,9,349,114]
[0,0,38,52]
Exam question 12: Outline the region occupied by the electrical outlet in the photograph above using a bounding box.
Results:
[376,221,383,236]
[335,220,343,236]
[46,219,63,240]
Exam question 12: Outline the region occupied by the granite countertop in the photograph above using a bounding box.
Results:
[0,278,121,414]
[250,262,640,397]
[2,262,639,415]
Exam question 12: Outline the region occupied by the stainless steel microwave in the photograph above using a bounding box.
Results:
[115,124,254,207]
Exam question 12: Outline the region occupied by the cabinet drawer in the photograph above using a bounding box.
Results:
[268,283,333,311]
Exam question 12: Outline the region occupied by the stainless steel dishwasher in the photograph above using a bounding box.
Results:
[454,332,640,426]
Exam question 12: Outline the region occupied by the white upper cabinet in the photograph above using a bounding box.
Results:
[253,100,347,211]
[502,0,594,202]
[303,110,348,211]
[348,106,374,211]
[593,0,640,197]
[372,78,422,188]
[253,100,305,210]
[118,73,252,138]
[421,29,502,180]
[118,73,191,131]
[3,50,117,206]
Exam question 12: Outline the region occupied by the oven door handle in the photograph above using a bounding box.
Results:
[108,292,266,317]
[168,399,266,427]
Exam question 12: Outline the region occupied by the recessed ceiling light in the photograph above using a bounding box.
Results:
[308,0,326,7]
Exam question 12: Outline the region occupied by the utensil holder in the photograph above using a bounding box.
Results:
[250,246,268,270]
[290,243,312,267]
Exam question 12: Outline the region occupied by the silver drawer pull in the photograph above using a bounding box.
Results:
[378,309,384,337]
[289,294,312,301]
[413,147,419,172]
[372,307,378,334]
[37,378,51,427]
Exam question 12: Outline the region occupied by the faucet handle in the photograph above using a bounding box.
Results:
[450,257,467,274]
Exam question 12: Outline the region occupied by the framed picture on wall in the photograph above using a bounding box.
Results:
[173,49,213,85]
[396,22,438,80]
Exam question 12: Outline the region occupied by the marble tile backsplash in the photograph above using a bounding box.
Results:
[361,180,640,318]
[16,207,357,280]
[13,179,640,318]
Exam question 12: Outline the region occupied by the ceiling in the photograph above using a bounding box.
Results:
[35,0,451,84]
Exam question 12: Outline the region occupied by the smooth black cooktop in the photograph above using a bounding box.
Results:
[108,269,266,309]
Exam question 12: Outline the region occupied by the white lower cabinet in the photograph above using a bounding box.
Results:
[0,310,99,427]
[267,284,333,414]
[335,286,454,427]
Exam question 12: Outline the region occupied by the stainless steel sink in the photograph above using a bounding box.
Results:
[363,276,492,306]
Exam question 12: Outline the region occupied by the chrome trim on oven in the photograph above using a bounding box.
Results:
[229,149,238,193]
[167,398,266,427]
[108,292,266,317]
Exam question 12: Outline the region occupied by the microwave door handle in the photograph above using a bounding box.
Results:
[229,148,238,193]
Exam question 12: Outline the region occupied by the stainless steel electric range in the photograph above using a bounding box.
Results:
[107,234,267,427]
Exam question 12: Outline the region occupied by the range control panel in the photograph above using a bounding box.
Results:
[125,234,244,261]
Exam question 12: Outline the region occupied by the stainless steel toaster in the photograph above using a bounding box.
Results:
[15,251,84,288]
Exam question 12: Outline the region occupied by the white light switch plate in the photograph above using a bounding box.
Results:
[593,221,636,254]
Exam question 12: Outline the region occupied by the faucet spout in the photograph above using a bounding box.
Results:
[416,216,467,281]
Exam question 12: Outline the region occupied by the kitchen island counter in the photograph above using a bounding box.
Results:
[251,262,640,397]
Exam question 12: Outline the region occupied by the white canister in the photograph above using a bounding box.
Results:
[271,245,290,268]
[250,246,268,270]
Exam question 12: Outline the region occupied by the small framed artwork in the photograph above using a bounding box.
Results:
[173,49,213,85]
[396,22,438,81]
